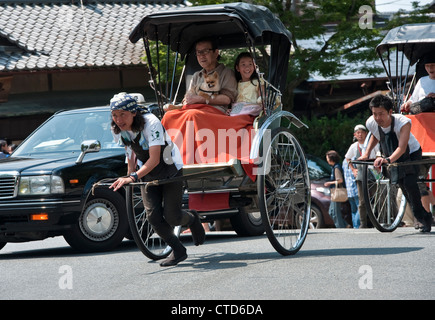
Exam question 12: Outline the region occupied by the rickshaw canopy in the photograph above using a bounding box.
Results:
[376,22,435,66]
[129,2,292,89]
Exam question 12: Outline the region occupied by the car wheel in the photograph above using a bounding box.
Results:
[230,207,265,236]
[63,189,128,252]
[310,204,325,229]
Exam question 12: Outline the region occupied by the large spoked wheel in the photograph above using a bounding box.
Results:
[258,127,311,255]
[125,184,181,260]
[362,164,407,232]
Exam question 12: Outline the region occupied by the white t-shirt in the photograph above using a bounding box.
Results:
[365,114,420,154]
[345,141,366,161]
[409,76,435,103]
[113,113,183,170]
[345,134,379,161]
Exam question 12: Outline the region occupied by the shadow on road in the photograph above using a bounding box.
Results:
[298,246,424,258]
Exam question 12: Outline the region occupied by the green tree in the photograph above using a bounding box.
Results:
[191,0,434,112]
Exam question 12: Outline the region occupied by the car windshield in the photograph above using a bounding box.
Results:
[307,155,331,181]
[14,109,123,157]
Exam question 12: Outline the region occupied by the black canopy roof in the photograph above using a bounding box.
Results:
[376,22,435,66]
[129,2,292,53]
[129,2,292,89]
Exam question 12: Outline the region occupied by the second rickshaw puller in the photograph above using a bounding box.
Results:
[109,93,205,266]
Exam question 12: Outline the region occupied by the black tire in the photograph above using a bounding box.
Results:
[309,204,324,229]
[362,164,406,232]
[125,185,180,260]
[63,188,129,252]
[257,127,310,255]
[230,207,264,236]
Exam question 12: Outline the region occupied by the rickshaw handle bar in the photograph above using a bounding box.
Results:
[350,158,435,167]
[91,167,230,193]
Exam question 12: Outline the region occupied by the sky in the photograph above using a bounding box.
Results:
[375,0,434,12]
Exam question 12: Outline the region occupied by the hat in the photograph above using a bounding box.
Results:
[354,124,367,132]
[129,93,145,105]
[110,93,138,112]
[421,53,435,65]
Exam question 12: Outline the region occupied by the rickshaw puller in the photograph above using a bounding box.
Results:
[361,94,432,232]
[109,93,205,266]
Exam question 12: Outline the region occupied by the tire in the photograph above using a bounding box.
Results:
[63,188,129,252]
[362,164,406,232]
[257,127,311,255]
[230,207,264,236]
[125,185,180,260]
[309,204,324,229]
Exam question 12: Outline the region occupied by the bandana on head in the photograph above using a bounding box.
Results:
[110,93,138,112]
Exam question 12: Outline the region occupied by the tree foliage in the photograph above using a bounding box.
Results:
[295,110,371,158]
[191,0,434,111]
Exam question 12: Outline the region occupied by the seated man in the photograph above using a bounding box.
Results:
[401,52,435,114]
[183,37,238,113]
[164,37,237,113]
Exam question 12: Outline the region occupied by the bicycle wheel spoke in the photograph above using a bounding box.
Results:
[259,128,310,255]
[363,166,406,232]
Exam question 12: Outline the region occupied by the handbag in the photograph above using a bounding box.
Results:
[330,181,348,202]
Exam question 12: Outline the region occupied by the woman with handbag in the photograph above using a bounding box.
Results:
[324,150,350,228]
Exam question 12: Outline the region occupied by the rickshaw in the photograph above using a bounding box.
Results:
[105,2,312,258]
[355,22,435,232]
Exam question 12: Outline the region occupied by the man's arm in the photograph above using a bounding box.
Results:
[184,92,231,105]
[373,122,411,168]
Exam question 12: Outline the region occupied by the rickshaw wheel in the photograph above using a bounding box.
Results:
[257,127,311,255]
[125,185,181,260]
[362,164,406,232]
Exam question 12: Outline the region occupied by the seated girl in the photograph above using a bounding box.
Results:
[229,52,263,117]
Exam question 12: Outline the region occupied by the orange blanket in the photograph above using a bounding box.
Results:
[406,113,435,197]
[162,104,256,179]
[406,113,435,153]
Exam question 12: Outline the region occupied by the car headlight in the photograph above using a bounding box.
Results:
[19,175,65,195]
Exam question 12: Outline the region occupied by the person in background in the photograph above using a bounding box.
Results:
[8,143,17,155]
[324,150,349,228]
[344,124,376,228]
[0,140,8,159]
[342,157,360,228]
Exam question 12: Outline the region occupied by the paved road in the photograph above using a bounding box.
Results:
[0,228,433,301]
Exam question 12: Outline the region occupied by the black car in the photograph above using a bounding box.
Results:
[0,106,129,252]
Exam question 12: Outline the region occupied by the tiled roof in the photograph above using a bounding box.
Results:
[0,0,186,72]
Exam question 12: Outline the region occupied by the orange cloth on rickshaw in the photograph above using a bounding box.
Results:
[162,104,256,212]
[406,113,435,197]
[406,113,435,153]
[161,104,256,180]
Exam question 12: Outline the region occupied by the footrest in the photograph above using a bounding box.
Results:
[182,158,244,177]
